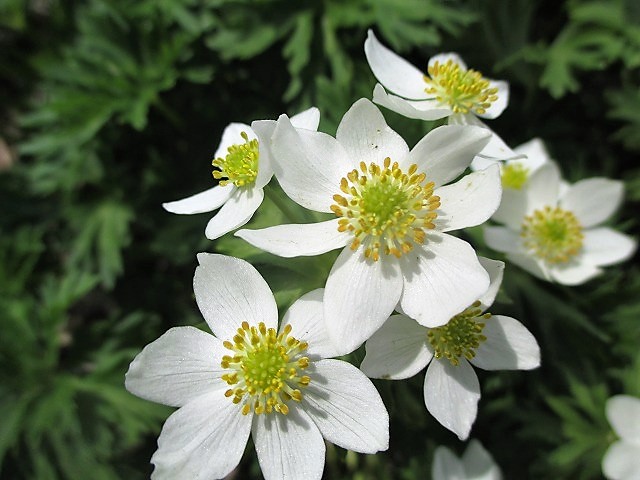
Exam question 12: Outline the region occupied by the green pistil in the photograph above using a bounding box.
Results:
[330,157,440,261]
[501,163,529,190]
[521,206,584,264]
[424,59,498,115]
[212,131,259,187]
[221,322,310,416]
[427,301,489,366]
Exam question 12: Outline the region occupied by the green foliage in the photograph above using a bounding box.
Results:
[1,0,639,478]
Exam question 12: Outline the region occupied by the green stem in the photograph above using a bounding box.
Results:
[264,185,307,224]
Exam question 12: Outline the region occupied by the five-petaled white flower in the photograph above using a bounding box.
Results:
[236,98,502,354]
[432,439,503,480]
[360,257,540,440]
[364,30,513,163]
[603,395,640,480]
[163,108,319,240]
[484,162,637,285]
[125,254,389,480]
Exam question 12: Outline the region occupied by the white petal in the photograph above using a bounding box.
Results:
[407,125,491,188]
[471,315,540,371]
[432,446,466,480]
[364,30,429,100]
[360,314,432,380]
[290,106,321,131]
[428,52,468,71]
[336,98,409,167]
[602,441,640,480]
[252,408,325,480]
[194,253,278,340]
[583,228,637,267]
[513,138,551,171]
[236,219,349,257]
[525,162,561,214]
[453,115,520,164]
[214,122,254,159]
[323,248,403,355]
[304,359,389,453]
[400,233,490,328]
[424,359,480,440]
[476,257,505,310]
[251,119,277,190]
[560,178,624,228]
[548,260,602,286]
[478,80,509,119]
[462,439,502,480]
[372,84,452,121]
[506,252,552,282]
[606,395,640,444]
[162,184,234,215]
[125,327,226,408]
[281,289,339,359]
[434,165,502,232]
[151,390,252,480]
[484,226,522,254]
[204,187,264,240]
[271,115,348,212]
[492,188,528,229]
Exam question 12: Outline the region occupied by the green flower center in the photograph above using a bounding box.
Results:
[427,301,489,366]
[423,59,498,115]
[212,131,259,187]
[521,206,584,264]
[221,322,310,416]
[501,163,529,190]
[330,157,440,261]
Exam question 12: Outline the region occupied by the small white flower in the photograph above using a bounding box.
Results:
[236,98,501,354]
[472,138,553,225]
[162,108,320,240]
[432,439,503,480]
[484,162,637,285]
[361,257,540,440]
[364,30,513,163]
[603,395,640,480]
[125,254,389,480]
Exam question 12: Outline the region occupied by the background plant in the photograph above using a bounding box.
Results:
[1,0,638,478]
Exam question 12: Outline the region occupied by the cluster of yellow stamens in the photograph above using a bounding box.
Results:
[521,206,584,264]
[427,301,489,366]
[221,322,310,416]
[212,131,259,187]
[424,59,498,115]
[501,163,530,190]
[330,157,440,261]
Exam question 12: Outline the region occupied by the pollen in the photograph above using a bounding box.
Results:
[212,131,259,187]
[424,59,498,115]
[427,301,489,366]
[501,162,529,190]
[221,322,310,416]
[330,157,440,261]
[521,206,584,264]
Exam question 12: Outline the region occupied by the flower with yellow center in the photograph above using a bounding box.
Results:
[125,254,389,480]
[361,257,541,440]
[485,162,636,285]
[162,108,320,240]
[237,99,502,355]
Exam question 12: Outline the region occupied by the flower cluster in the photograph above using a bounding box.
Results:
[126,29,636,479]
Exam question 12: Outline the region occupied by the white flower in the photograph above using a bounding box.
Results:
[236,98,501,354]
[603,395,640,480]
[432,439,502,480]
[360,257,540,440]
[162,108,320,240]
[484,162,637,285]
[125,254,389,480]
[364,30,513,163]
[472,138,553,224]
